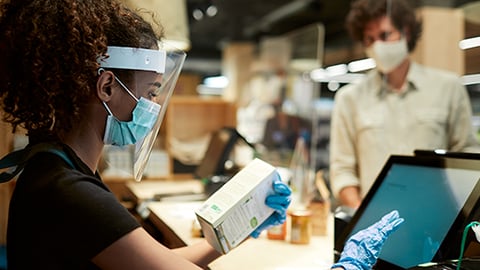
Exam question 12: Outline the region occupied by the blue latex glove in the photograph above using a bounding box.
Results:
[331,210,404,270]
[250,172,292,238]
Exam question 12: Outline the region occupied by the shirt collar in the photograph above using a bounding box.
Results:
[372,62,420,97]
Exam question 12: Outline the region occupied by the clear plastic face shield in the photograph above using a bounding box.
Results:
[98,42,186,181]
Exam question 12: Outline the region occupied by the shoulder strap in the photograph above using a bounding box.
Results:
[0,142,75,183]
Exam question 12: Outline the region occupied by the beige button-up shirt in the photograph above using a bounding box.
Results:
[329,62,480,198]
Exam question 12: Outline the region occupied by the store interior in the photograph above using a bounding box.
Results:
[154,0,480,177]
[1,0,480,269]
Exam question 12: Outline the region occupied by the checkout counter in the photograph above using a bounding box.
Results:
[126,179,335,270]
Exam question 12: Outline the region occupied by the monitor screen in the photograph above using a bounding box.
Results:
[335,155,480,269]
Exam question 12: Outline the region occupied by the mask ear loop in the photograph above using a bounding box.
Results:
[113,76,139,102]
[102,101,114,116]
[97,67,139,103]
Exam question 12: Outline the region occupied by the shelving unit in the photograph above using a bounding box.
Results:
[164,96,237,178]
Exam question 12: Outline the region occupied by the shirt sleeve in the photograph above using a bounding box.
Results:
[329,85,361,198]
[446,78,480,152]
[54,173,141,260]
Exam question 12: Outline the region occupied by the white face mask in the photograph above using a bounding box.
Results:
[365,37,408,73]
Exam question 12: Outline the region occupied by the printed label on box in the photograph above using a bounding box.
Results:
[195,158,277,253]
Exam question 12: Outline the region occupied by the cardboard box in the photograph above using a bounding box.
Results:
[195,158,276,254]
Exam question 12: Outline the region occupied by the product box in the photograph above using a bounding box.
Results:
[195,158,277,254]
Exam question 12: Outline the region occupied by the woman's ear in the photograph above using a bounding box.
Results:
[96,69,116,102]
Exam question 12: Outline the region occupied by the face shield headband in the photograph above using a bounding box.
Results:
[98,42,186,181]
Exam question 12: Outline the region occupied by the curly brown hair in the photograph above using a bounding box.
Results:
[345,0,422,52]
[0,0,162,140]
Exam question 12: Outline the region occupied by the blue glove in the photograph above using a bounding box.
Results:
[250,172,292,238]
[331,210,404,270]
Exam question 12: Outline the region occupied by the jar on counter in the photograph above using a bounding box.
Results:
[289,209,312,244]
[267,221,287,240]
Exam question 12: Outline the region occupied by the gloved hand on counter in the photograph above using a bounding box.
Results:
[331,210,404,270]
[251,172,292,238]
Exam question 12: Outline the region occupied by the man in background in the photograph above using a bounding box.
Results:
[329,0,479,209]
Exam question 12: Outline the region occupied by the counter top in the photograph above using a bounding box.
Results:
[126,179,334,269]
[148,201,334,270]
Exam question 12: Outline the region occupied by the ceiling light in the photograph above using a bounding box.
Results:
[197,76,228,96]
[327,81,341,91]
[193,9,204,20]
[309,67,365,83]
[204,75,229,88]
[459,36,480,50]
[462,74,480,86]
[348,58,376,72]
[206,5,218,17]
[309,68,328,81]
[326,64,348,77]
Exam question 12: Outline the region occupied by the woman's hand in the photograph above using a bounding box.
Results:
[250,172,292,238]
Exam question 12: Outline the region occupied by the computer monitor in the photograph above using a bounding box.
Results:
[194,127,254,180]
[334,154,480,269]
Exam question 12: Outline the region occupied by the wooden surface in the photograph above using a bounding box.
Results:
[126,180,334,270]
[148,201,334,270]
[164,96,236,176]
[412,7,465,75]
[126,179,204,205]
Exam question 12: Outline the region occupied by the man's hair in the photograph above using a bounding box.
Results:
[345,0,422,52]
[0,0,162,139]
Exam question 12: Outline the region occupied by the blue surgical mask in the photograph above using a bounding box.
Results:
[102,76,161,146]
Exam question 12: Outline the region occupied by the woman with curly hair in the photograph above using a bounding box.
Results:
[0,0,294,269]
[0,0,406,269]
